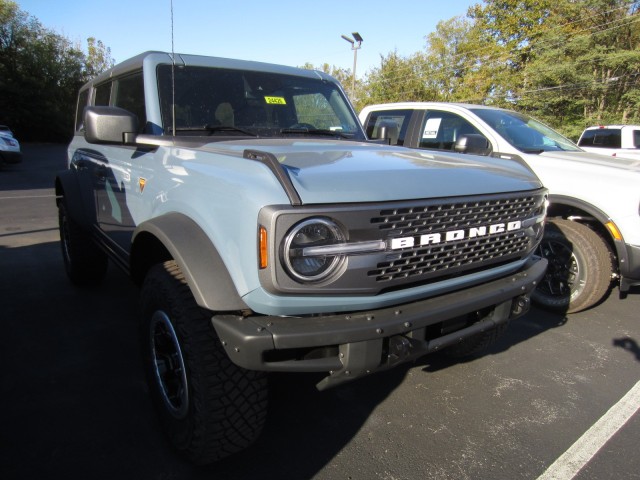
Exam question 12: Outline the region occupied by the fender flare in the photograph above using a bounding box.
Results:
[548,194,611,224]
[54,169,94,226]
[132,213,249,311]
[547,194,628,271]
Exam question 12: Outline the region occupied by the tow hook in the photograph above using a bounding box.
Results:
[388,335,412,363]
[510,295,531,318]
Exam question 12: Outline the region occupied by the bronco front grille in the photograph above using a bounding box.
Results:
[262,189,546,295]
[371,196,538,236]
[368,195,542,283]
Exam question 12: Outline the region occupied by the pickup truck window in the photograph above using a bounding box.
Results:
[578,129,622,148]
[419,110,482,150]
[363,109,411,145]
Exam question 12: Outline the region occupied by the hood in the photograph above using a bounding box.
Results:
[538,150,640,171]
[213,139,542,204]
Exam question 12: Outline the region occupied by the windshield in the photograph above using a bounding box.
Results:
[157,65,364,140]
[470,108,581,153]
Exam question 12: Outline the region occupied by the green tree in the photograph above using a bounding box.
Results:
[0,0,113,141]
[516,0,640,137]
[360,50,433,110]
[300,62,361,104]
[420,15,500,104]
[85,36,114,79]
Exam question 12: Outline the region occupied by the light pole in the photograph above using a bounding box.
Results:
[341,32,363,98]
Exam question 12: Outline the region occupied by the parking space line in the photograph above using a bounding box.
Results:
[537,380,640,480]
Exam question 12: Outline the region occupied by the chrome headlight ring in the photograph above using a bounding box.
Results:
[282,217,347,283]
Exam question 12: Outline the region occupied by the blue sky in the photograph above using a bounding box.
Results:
[16,0,477,76]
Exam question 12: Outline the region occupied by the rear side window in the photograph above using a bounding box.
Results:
[364,109,412,145]
[419,110,482,150]
[632,130,640,148]
[578,129,621,148]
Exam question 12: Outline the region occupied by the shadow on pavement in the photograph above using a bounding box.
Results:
[0,240,408,480]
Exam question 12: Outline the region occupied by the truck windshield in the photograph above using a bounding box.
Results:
[157,65,364,140]
[470,108,581,153]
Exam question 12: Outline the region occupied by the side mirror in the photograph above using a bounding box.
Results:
[454,134,490,155]
[84,106,138,145]
[375,121,399,145]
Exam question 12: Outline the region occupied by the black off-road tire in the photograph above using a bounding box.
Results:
[140,260,268,465]
[445,321,510,358]
[58,200,108,285]
[533,218,613,313]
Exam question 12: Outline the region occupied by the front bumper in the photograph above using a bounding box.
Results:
[212,256,547,389]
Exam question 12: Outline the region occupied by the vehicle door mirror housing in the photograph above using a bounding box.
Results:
[84,106,139,145]
[454,134,490,155]
[375,121,399,145]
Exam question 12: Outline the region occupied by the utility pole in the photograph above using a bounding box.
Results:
[341,32,363,99]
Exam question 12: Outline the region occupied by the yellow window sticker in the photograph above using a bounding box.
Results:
[265,96,287,105]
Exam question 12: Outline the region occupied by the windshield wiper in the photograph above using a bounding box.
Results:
[280,128,350,139]
[171,125,258,137]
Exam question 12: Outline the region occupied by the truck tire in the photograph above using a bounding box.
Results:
[58,200,108,285]
[140,260,268,465]
[533,218,612,313]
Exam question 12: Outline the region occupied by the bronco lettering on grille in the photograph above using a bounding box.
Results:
[389,221,522,250]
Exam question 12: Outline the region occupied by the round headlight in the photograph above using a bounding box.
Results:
[283,218,346,283]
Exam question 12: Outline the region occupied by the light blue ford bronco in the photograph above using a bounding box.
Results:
[55,52,547,464]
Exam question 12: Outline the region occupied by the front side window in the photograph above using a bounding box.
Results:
[75,89,90,131]
[156,65,364,140]
[633,130,640,148]
[419,110,483,150]
[364,109,411,145]
[113,72,146,132]
[94,82,111,107]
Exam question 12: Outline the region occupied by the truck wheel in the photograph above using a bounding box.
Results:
[445,322,509,358]
[533,219,612,313]
[140,260,268,465]
[58,200,108,285]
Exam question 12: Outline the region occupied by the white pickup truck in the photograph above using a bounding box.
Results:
[577,125,640,160]
[360,102,640,313]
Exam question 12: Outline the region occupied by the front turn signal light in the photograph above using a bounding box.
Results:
[605,221,623,241]
[259,226,268,269]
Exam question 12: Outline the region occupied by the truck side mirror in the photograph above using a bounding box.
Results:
[84,106,139,145]
[454,134,490,155]
[376,121,399,145]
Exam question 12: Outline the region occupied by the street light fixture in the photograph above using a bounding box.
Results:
[341,32,363,98]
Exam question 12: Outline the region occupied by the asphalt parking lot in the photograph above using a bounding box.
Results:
[1,144,639,480]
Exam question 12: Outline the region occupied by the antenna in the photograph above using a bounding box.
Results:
[170,0,176,137]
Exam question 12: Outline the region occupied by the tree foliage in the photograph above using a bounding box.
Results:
[358,0,639,139]
[0,0,114,141]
